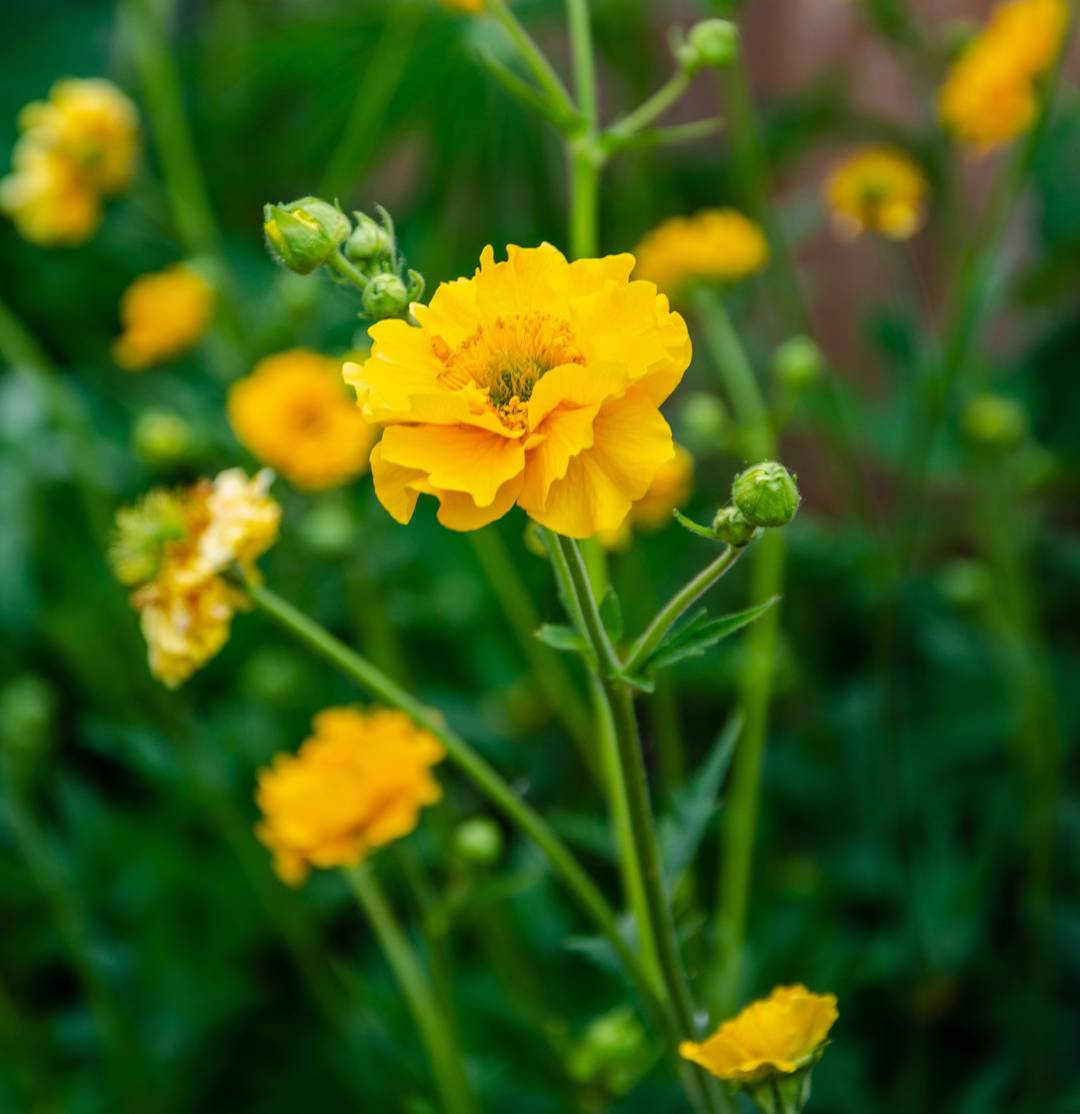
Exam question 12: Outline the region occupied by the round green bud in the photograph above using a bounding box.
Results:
[263,197,351,275]
[773,335,824,390]
[344,211,393,264]
[362,272,410,320]
[731,461,801,527]
[679,391,728,452]
[453,817,503,865]
[963,393,1027,450]
[936,558,991,609]
[133,408,194,469]
[678,19,739,72]
[0,674,56,788]
[299,499,357,560]
[569,1007,649,1092]
[711,504,757,547]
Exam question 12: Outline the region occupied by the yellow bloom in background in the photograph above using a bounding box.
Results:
[228,349,378,490]
[680,985,838,1084]
[440,0,484,10]
[110,469,280,687]
[0,138,101,245]
[600,443,694,549]
[939,0,1068,153]
[19,78,139,195]
[346,243,691,538]
[255,707,444,885]
[112,264,214,371]
[825,146,927,240]
[633,209,769,297]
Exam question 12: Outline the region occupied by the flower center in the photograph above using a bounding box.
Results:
[432,313,583,426]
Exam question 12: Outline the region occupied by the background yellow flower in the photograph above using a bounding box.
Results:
[228,349,378,490]
[825,146,927,240]
[255,707,445,885]
[112,263,214,370]
[0,138,101,245]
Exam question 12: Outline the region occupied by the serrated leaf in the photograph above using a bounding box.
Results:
[659,714,741,886]
[534,623,588,654]
[599,586,623,642]
[644,596,781,671]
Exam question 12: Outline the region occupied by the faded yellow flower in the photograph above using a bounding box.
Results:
[825,146,927,240]
[600,443,694,549]
[680,985,838,1084]
[346,243,691,538]
[19,78,138,195]
[939,0,1068,152]
[112,264,214,370]
[633,209,769,296]
[0,138,101,246]
[228,349,378,490]
[255,707,445,885]
[110,469,280,687]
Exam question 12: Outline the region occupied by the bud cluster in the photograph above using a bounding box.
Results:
[676,19,740,74]
[675,460,801,546]
[263,197,424,322]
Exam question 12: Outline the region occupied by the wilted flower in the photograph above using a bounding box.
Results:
[112,264,214,370]
[346,243,691,538]
[109,469,280,687]
[634,209,769,297]
[228,349,378,490]
[255,707,444,885]
[825,146,927,240]
[680,985,838,1113]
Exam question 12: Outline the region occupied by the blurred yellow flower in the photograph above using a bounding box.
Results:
[600,443,694,549]
[255,707,444,885]
[346,243,691,538]
[825,146,927,240]
[633,209,769,297]
[440,0,485,11]
[0,138,101,245]
[939,0,1068,152]
[228,349,378,490]
[111,469,280,687]
[680,984,838,1084]
[112,264,214,371]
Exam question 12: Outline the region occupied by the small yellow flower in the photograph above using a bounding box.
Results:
[346,243,691,538]
[633,209,769,297]
[111,469,280,687]
[112,264,214,371]
[825,146,927,240]
[255,707,445,885]
[19,78,138,195]
[680,985,838,1084]
[939,0,1068,153]
[228,349,378,490]
[439,0,485,11]
[599,443,694,549]
[0,137,101,246]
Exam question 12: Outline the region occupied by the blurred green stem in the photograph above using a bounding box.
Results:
[345,864,477,1114]
[489,0,578,123]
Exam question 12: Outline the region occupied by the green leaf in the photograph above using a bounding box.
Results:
[644,596,781,671]
[534,623,588,654]
[659,715,741,886]
[599,586,623,643]
[672,507,720,540]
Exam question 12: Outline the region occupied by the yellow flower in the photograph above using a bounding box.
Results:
[599,443,694,549]
[19,78,138,195]
[228,349,378,490]
[439,0,484,11]
[825,146,927,240]
[345,243,691,538]
[111,469,280,687]
[939,0,1068,153]
[633,210,769,297]
[255,707,444,885]
[112,264,214,370]
[680,985,838,1084]
[0,137,101,246]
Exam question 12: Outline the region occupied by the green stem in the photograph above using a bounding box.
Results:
[608,68,691,140]
[569,142,602,261]
[241,578,664,1025]
[345,864,476,1114]
[488,0,578,125]
[326,250,371,291]
[566,0,598,129]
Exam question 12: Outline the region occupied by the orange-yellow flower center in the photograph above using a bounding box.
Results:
[432,312,584,425]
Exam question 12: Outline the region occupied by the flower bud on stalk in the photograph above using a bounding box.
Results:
[344,210,394,265]
[133,408,196,470]
[264,197,350,274]
[711,504,757,547]
[678,19,739,73]
[773,335,824,391]
[363,272,410,319]
[963,393,1027,451]
[453,817,503,865]
[732,461,801,528]
[0,674,56,792]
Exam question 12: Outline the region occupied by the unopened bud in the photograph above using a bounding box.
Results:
[133,408,194,469]
[0,674,56,790]
[345,211,393,264]
[362,272,410,320]
[263,197,350,274]
[963,393,1026,450]
[678,19,739,72]
[299,498,357,560]
[936,558,991,609]
[773,335,824,390]
[453,817,503,865]
[711,504,757,547]
[731,461,800,528]
[680,392,729,452]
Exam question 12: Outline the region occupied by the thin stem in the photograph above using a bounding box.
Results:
[345,864,476,1114]
[241,578,665,1025]
[603,116,723,155]
[566,0,598,129]
[326,250,371,291]
[624,544,745,674]
[608,68,691,140]
[569,142,602,261]
[488,0,578,126]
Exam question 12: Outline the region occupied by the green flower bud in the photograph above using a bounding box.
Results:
[679,392,729,452]
[963,393,1027,450]
[773,335,824,390]
[299,498,357,560]
[568,1006,649,1094]
[678,19,739,72]
[263,197,351,274]
[711,504,757,547]
[732,461,800,528]
[453,817,503,865]
[345,211,394,264]
[936,558,991,609]
[362,272,410,320]
[133,408,194,469]
[0,674,56,790]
